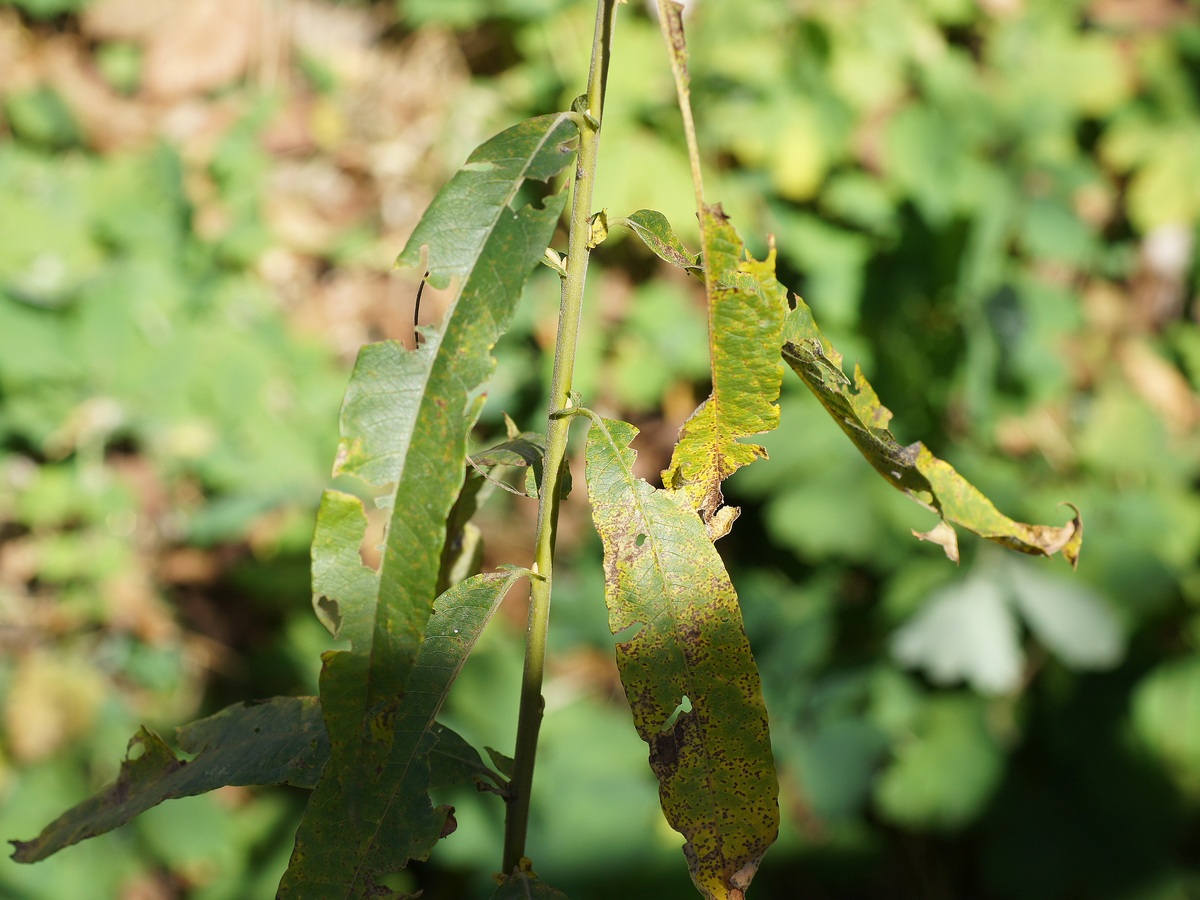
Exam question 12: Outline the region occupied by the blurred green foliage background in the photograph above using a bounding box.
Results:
[2,0,1200,897]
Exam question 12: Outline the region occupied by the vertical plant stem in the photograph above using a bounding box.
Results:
[502,0,619,875]
[655,0,705,214]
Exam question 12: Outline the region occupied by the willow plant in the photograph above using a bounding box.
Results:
[12,2,1081,898]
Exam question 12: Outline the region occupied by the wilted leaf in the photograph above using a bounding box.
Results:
[11,697,328,863]
[661,206,788,540]
[283,112,577,897]
[782,298,1082,566]
[585,414,778,900]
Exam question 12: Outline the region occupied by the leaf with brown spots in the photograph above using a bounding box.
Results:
[659,206,789,541]
[585,414,779,900]
[782,297,1083,566]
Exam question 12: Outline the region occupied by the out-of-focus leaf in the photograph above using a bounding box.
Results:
[620,209,702,274]
[1133,656,1200,797]
[661,206,788,540]
[3,88,82,151]
[11,697,328,864]
[782,298,1082,566]
[874,696,1003,831]
[282,113,577,897]
[1005,561,1122,670]
[585,414,778,900]
[891,576,1023,695]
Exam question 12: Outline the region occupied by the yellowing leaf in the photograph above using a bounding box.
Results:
[586,414,779,900]
[783,298,1082,566]
[661,205,788,539]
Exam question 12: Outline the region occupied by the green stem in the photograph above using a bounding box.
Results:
[501,0,619,875]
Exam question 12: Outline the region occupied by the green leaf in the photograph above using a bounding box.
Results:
[782,298,1083,566]
[427,723,508,793]
[281,569,526,897]
[1133,655,1200,797]
[874,696,1003,831]
[584,414,778,900]
[284,112,577,897]
[396,114,579,289]
[891,575,1023,694]
[471,431,547,498]
[10,697,327,864]
[438,469,487,595]
[661,206,788,540]
[1005,560,1121,669]
[620,209,703,274]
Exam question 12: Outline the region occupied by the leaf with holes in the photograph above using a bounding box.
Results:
[660,206,789,540]
[782,298,1082,566]
[281,112,577,897]
[585,413,778,900]
[11,697,328,864]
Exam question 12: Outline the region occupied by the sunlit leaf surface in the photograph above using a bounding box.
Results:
[660,206,788,540]
[782,298,1082,566]
[586,414,778,900]
[281,112,577,897]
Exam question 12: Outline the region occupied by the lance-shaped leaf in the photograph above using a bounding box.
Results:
[660,206,788,540]
[585,414,779,900]
[11,697,328,863]
[471,430,547,499]
[285,112,577,895]
[620,209,703,274]
[782,298,1082,566]
[281,569,526,897]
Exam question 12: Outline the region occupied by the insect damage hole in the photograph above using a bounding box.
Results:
[660,695,692,732]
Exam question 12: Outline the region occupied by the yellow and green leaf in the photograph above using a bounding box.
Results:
[585,414,779,900]
[660,206,789,540]
[783,298,1082,566]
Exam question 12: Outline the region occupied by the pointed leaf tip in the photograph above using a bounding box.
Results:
[782,299,1084,566]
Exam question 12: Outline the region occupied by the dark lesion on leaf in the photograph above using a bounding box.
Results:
[649,706,695,781]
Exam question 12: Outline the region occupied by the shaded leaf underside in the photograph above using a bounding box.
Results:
[586,414,779,900]
[11,697,327,864]
[11,697,505,867]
